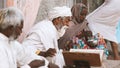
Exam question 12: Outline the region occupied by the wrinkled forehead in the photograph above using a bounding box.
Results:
[58,16,72,21]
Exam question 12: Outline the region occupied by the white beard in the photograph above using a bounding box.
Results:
[57,26,68,38]
[9,36,15,41]
[9,34,18,41]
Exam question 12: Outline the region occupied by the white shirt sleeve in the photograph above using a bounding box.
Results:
[20,65,30,68]
[23,32,45,52]
[0,46,10,68]
[13,41,49,67]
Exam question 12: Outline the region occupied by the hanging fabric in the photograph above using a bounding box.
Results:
[86,0,120,43]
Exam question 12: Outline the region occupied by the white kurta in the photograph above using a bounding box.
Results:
[23,19,65,68]
[0,33,48,68]
[86,0,120,43]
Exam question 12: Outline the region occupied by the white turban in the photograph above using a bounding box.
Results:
[48,6,72,20]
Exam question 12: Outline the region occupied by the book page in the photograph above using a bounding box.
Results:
[70,49,104,61]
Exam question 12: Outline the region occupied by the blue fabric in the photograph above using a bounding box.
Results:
[116,20,120,43]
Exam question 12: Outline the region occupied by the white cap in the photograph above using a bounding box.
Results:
[48,6,72,20]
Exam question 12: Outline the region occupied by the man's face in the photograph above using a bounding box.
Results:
[9,22,23,40]
[57,16,72,31]
[57,16,71,37]
[62,16,72,26]
[52,16,71,37]
[79,8,87,22]
[53,16,71,30]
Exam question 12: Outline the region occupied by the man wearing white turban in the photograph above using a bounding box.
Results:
[86,0,120,60]
[23,6,72,68]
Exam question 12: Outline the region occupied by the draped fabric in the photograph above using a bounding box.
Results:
[0,33,49,68]
[13,0,41,42]
[86,0,120,43]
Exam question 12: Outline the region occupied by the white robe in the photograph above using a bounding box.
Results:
[86,0,120,43]
[23,19,65,68]
[0,33,48,68]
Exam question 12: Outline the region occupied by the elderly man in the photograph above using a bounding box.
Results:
[23,6,72,68]
[0,7,59,68]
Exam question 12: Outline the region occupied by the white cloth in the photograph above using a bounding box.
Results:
[20,65,30,68]
[23,19,65,68]
[48,6,72,20]
[58,26,69,38]
[86,0,120,43]
[0,33,48,68]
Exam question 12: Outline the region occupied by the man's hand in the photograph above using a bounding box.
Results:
[45,48,56,57]
[28,60,45,68]
[39,48,56,57]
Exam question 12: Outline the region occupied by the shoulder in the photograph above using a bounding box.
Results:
[11,41,22,49]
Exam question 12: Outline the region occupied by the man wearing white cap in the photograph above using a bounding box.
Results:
[23,6,72,68]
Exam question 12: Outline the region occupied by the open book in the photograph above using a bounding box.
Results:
[63,49,104,67]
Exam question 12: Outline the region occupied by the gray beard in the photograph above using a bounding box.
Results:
[9,34,18,41]
[54,22,68,37]
[57,26,68,38]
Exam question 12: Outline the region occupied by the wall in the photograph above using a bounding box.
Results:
[87,0,104,13]
[35,0,74,23]
[0,0,6,9]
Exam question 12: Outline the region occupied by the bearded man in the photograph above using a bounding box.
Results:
[23,6,72,68]
[0,7,59,68]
